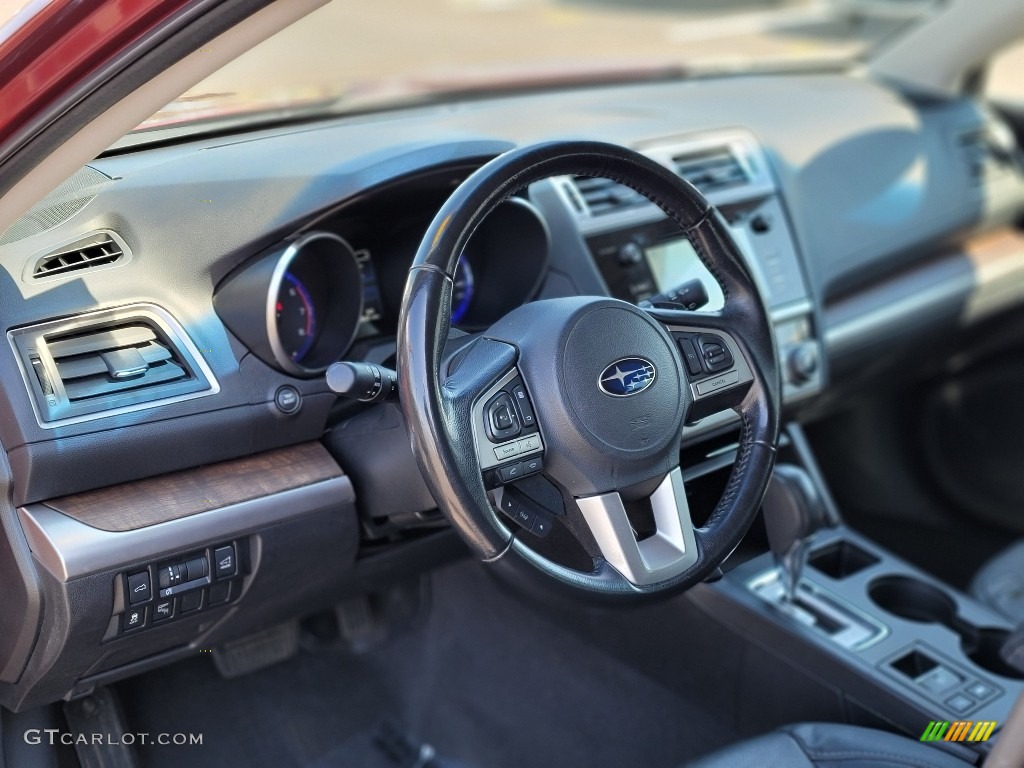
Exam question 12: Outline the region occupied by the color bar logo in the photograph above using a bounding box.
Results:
[920,720,997,743]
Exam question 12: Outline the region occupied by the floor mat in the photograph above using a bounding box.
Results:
[117,560,737,768]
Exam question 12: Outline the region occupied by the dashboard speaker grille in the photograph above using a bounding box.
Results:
[0,166,112,246]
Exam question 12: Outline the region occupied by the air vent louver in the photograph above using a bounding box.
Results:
[957,125,1016,186]
[47,324,188,402]
[571,175,650,216]
[672,149,750,194]
[32,233,125,280]
[8,305,216,427]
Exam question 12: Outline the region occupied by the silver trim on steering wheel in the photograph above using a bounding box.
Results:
[576,467,699,586]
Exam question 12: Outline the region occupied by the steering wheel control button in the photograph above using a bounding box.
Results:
[127,571,151,605]
[677,337,703,377]
[517,434,542,454]
[531,514,553,537]
[122,607,147,633]
[697,334,734,373]
[485,392,520,442]
[214,545,237,578]
[509,383,537,428]
[695,370,740,396]
[274,385,301,414]
[498,462,524,483]
[493,441,522,462]
[521,456,543,475]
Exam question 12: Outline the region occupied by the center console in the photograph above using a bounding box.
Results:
[686,424,1022,760]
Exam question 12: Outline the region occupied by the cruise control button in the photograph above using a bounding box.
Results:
[214,545,236,578]
[517,434,542,454]
[127,571,151,605]
[493,441,522,462]
[695,370,739,396]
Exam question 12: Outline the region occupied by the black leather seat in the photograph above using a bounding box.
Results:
[687,723,971,767]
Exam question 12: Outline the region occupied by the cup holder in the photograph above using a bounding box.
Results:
[869,575,1024,680]
[869,576,958,625]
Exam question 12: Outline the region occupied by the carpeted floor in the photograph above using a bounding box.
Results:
[117,560,739,768]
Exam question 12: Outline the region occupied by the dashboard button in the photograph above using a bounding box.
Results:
[185,556,208,582]
[180,590,202,614]
[158,563,185,589]
[127,571,151,605]
[152,599,174,622]
[208,581,231,606]
[214,545,236,578]
[274,385,302,414]
[122,606,146,633]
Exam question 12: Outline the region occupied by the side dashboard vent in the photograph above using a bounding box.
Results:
[30,231,128,281]
[957,123,1018,186]
[47,324,188,403]
[9,306,217,427]
[672,148,750,195]
[570,175,650,217]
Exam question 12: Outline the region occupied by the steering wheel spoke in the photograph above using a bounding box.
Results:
[576,467,698,587]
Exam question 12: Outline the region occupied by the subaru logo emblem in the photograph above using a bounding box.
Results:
[598,357,657,397]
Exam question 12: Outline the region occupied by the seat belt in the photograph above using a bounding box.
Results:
[984,688,1024,767]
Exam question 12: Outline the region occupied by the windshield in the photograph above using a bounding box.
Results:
[135,0,941,136]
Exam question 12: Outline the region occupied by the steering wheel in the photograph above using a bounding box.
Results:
[398,141,780,597]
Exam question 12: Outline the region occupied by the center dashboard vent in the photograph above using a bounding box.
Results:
[672,148,750,195]
[567,175,650,217]
[27,231,131,282]
[8,305,217,427]
[956,122,1019,186]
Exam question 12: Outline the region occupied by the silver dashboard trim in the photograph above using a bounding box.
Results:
[18,475,354,582]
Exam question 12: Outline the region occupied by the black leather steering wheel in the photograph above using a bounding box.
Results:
[398,141,780,597]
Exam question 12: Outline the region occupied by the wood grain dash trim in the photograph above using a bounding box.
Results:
[44,442,342,532]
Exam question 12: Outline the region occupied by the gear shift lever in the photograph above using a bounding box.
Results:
[762,464,833,603]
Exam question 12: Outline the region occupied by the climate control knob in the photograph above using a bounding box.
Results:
[786,342,819,385]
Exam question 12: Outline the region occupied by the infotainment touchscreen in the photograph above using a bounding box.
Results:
[644,237,725,311]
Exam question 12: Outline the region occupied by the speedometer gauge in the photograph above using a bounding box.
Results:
[276,272,318,362]
[450,258,475,325]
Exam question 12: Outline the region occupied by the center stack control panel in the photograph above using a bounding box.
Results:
[547,130,824,412]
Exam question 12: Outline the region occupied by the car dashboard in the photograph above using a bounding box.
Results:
[0,71,1023,710]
